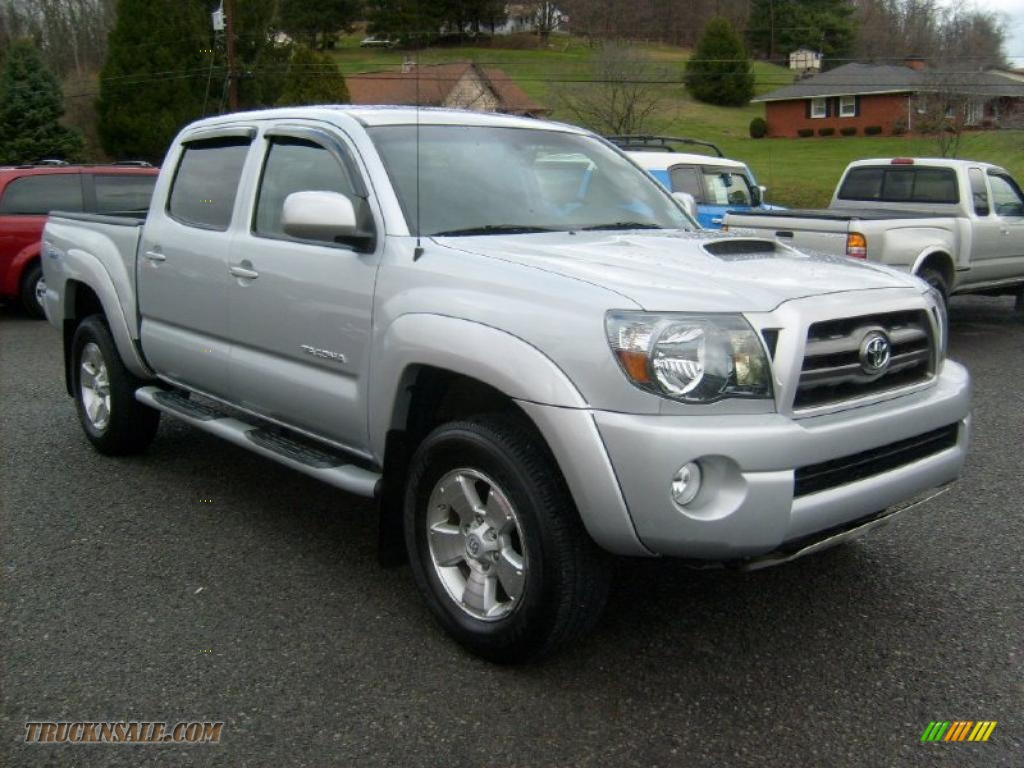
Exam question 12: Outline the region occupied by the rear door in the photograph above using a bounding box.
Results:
[137,129,254,399]
[226,125,380,451]
[0,172,83,295]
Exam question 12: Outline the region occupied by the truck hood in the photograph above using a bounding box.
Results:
[436,230,922,312]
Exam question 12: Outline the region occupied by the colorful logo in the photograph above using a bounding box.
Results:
[920,721,997,742]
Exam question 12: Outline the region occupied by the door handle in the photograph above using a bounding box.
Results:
[775,230,794,238]
[229,264,259,280]
[143,250,165,262]
[1001,229,1011,236]
[711,217,723,225]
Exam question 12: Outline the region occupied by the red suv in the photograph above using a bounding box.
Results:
[0,163,158,317]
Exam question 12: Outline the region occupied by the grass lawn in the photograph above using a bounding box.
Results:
[330,36,1024,208]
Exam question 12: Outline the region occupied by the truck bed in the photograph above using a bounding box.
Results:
[725,208,948,222]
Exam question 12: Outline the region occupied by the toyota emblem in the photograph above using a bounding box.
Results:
[859,331,891,375]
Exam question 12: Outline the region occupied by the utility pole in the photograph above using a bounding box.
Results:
[224,0,239,112]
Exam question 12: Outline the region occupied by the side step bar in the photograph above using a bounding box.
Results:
[135,386,381,498]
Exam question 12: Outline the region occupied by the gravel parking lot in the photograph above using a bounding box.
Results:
[1,297,1022,768]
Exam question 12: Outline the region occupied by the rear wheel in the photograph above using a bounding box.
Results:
[71,315,160,455]
[19,261,46,319]
[404,414,610,663]
[918,266,949,311]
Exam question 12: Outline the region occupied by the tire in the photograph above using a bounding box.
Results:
[71,315,160,455]
[918,266,949,310]
[19,261,46,319]
[404,414,610,663]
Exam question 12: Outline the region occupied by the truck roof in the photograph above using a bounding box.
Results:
[180,105,589,135]
[628,151,748,172]
[845,157,1008,174]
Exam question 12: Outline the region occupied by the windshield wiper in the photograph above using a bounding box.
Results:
[578,221,664,231]
[431,225,558,237]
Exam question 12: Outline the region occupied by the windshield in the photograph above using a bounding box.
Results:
[368,125,694,236]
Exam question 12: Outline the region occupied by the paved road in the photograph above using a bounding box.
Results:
[2,298,1022,768]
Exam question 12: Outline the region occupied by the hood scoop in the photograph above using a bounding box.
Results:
[702,238,783,261]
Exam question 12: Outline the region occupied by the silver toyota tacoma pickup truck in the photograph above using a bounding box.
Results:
[41,107,971,662]
[725,158,1024,307]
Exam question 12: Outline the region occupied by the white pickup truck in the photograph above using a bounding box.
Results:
[725,158,1024,306]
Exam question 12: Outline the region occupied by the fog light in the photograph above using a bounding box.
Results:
[671,462,702,506]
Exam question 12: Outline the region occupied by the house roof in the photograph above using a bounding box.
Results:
[346,61,549,116]
[754,62,1024,102]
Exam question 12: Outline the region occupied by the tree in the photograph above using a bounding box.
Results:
[557,41,666,135]
[748,0,857,63]
[279,0,359,50]
[685,16,754,107]
[0,39,83,163]
[276,45,349,106]
[97,0,209,163]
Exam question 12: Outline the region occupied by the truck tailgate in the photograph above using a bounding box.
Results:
[724,210,852,257]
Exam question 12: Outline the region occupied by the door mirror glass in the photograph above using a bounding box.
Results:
[282,190,360,243]
[751,184,764,207]
[672,191,698,220]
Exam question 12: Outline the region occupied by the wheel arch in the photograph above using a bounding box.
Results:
[911,250,956,292]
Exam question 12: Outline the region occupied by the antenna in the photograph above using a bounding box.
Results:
[413,49,424,261]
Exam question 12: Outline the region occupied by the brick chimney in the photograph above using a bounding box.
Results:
[904,56,927,71]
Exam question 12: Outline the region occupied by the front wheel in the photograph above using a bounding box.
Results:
[404,415,610,663]
[919,266,949,312]
[71,315,160,455]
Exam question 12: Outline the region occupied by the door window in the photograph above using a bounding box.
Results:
[0,174,83,214]
[988,174,1024,217]
[254,138,360,242]
[668,166,702,200]
[94,174,157,214]
[168,137,251,229]
[702,171,753,206]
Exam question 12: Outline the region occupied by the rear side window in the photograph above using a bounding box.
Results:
[168,138,250,229]
[0,174,83,215]
[94,174,157,215]
[968,168,990,216]
[668,166,702,200]
[838,167,959,204]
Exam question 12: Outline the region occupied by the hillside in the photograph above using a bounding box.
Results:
[330,36,1024,208]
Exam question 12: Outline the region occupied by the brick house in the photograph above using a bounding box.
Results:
[754,61,1024,138]
[346,61,550,117]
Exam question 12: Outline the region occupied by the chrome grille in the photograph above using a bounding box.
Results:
[795,310,934,409]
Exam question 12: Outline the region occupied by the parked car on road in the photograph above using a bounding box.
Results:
[0,163,157,317]
[42,108,970,662]
[610,135,780,229]
[725,158,1024,308]
[359,35,397,48]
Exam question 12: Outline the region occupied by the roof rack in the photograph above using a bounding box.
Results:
[605,135,724,158]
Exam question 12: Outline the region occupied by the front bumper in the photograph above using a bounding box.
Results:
[592,360,971,560]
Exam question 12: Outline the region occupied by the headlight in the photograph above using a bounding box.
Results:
[606,311,772,403]
[924,287,948,361]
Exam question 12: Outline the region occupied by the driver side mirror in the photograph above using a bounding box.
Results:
[282,191,373,249]
[752,185,766,207]
[672,191,698,220]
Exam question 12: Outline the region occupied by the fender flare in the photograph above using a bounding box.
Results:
[3,242,40,296]
[368,314,650,556]
[368,313,588,457]
[59,250,152,380]
[910,249,956,287]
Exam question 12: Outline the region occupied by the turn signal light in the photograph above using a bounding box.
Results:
[846,232,868,259]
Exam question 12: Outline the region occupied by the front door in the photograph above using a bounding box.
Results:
[984,171,1024,281]
[138,134,253,400]
[226,128,380,451]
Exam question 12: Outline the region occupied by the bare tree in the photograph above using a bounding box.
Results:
[556,41,666,135]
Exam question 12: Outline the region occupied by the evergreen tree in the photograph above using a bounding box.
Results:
[748,0,857,63]
[276,45,350,106]
[0,40,83,164]
[279,0,359,49]
[366,0,445,45]
[685,17,754,107]
[97,0,209,163]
